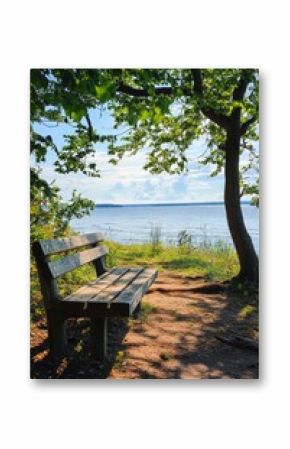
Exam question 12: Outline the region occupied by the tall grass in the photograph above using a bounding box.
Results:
[149,224,162,254]
[105,237,238,282]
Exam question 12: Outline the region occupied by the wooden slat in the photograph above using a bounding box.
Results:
[39,232,104,256]
[63,268,129,302]
[112,269,157,314]
[48,245,108,278]
[62,269,112,301]
[90,268,144,304]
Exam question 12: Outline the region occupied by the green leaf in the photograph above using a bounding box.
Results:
[95,80,115,102]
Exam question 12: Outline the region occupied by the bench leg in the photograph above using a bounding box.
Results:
[46,310,66,362]
[91,317,108,360]
[133,302,141,318]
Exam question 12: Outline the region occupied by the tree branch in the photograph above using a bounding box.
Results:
[203,108,230,129]
[191,69,230,129]
[191,68,203,94]
[118,71,230,130]
[233,69,252,101]
[85,113,93,140]
[118,82,172,97]
[240,116,256,135]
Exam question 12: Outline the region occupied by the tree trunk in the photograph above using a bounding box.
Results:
[224,127,259,283]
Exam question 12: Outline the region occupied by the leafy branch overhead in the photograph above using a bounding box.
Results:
[31,68,258,192]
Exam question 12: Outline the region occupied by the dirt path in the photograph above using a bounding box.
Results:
[31,273,258,379]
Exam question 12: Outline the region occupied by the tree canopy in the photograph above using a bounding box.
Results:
[31,69,259,245]
[31,69,258,195]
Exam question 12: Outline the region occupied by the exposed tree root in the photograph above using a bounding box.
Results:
[150,283,226,295]
[215,334,259,351]
[231,270,259,286]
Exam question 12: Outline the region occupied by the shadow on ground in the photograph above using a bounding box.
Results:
[31,318,130,379]
[30,273,258,379]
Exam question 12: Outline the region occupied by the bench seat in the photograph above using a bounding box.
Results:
[62,267,157,317]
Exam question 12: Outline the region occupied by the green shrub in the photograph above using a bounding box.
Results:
[177,230,193,248]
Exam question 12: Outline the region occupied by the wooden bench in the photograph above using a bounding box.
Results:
[32,232,157,361]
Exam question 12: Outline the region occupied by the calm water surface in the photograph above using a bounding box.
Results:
[70,204,259,251]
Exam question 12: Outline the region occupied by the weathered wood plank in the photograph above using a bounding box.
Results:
[32,241,60,306]
[62,269,112,301]
[63,268,129,302]
[90,268,144,304]
[39,232,104,256]
[48,245,108,278]
[112,269,157,315]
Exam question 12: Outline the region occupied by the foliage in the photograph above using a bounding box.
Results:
[31,69,259,207]
[106,69,259,205]
[31,69,111,239]
[30,170,95,241]
[105,239,239,281]
[177,230,193,251]
[238,304,256,319]
[31,69,116,183]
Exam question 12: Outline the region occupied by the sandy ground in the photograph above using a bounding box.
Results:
[31,273,258,379]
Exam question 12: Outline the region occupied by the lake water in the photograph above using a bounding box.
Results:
[70,203,259,251]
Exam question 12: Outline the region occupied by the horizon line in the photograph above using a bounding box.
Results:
[95,200,251,207]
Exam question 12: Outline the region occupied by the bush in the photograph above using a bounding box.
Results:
[177,230,193,253]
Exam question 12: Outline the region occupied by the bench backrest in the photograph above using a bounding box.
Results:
[32,232,108,307]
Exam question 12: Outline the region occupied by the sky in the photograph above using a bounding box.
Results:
[33,107,254,205]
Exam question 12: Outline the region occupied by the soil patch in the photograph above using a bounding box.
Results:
[31,272,258,379]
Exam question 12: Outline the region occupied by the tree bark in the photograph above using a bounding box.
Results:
[224,125,259,283]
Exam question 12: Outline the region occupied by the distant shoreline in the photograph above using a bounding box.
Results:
[95,201,251,208]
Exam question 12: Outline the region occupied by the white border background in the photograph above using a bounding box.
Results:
[1,0,289,447]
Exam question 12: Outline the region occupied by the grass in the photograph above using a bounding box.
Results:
[105,240,239,281]
[114,351,130,369]
[238,304,256,319]
[149,224,162,254]
[138,301,157,322]
[30,238,239,321]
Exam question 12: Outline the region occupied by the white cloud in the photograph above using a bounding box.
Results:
[39,144,225,204]
[34,106,257,205]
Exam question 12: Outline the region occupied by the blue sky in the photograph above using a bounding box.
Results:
[33,108,248,205]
